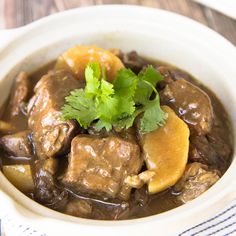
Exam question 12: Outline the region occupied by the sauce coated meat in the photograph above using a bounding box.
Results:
[0,48,232,220]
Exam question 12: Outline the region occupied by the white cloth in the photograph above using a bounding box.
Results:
[0,211,46,236]
[1,200,236,235]
[179,199,236,236]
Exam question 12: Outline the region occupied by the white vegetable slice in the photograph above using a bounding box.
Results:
[142,106,190,194]
[0,120,15,133]
[55,45,124,81]
[2,164,34,193]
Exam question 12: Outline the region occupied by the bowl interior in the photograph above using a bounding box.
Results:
[0,5,236,234]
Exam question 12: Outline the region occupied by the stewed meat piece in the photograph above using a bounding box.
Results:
[9,72,30,117]
[157,66,175,89]
[160,79,213,135]
[34,158,68,209]
[64,199,93,217]
[0,131,32,157]
[159,77,233,172]
[174,162,220,203]
[28,70,82,159]
[118,51,148,74]
[189,124,232,173]
[62,135,142,200]
[0,48,233,220]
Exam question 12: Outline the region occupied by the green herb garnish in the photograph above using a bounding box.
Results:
[61,62,167,133]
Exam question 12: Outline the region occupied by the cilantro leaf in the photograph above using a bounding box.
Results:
[94,119,112,131]
[61,89,97,128]
[134,65,163,105]
[85,63,100,96]
[61,61,167,133]
[116,97,135,116]
[97,96,118,123]
[113,69,138,97]
[113,97,136,130]
[100,79,114,98]
[139,65,164,87]
[140,95,167,133]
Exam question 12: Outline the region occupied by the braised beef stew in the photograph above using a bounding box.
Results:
[0,46,232,220]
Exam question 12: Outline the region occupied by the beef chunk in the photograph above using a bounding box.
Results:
[0,131,32,157]
[118,51,148,74]
[65,199,93,217]
[34,158,68,209]
[160,78,233,172]
[157,66,175,90]
[62,135,142,200]
[174,162,220,203]
[28,70,82,159]
[189,123,231,173]
[160,79,213,135]
[9,72,30,117]
[168,68,193,82]
[189,135,216,165]
[29,70,81,207]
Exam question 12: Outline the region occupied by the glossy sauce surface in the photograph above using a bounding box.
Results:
[0,57,232,220]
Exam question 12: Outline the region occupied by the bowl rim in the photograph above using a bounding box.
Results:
[0,4,236,233]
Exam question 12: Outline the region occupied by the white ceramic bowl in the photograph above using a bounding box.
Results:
[0,5,236,236]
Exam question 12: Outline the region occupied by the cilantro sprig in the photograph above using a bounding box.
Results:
[61,62,167,133]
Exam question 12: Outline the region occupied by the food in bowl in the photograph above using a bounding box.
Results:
[0,45,232,220]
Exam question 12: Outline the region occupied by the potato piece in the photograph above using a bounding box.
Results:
[142,106,190,194]
[55,45,124,81]
[0,120,15,133]
[2,165,34,193]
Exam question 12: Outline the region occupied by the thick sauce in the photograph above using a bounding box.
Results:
[0,56,232,220]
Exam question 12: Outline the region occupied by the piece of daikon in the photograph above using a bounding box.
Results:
[142,106,190,194]
[0,120,15,133]
[55,45,124,81]
[2,165,34,193]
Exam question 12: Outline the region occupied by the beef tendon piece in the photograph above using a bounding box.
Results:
[160,79,213,135]
[157,66,175,89]
[9,72,30,117]
[0,131,32,157]
[28,70,81,159]
[189,130,231,173]
[62,135,142,200]
[65,199,92,217]
[189,135,216,164]
[34,158,68,210]
[174,162,220,203]
[118,51,148,74]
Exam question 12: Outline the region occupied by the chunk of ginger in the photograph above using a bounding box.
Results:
[55,45,124,81]
[2,165,34,193]
[142,106,190,194]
